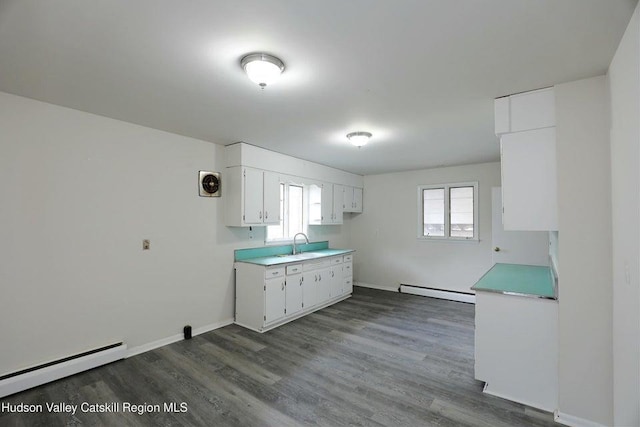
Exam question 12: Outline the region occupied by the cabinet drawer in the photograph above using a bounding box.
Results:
[331,256,343,265]
[343,262,352,277]
[304,259,331,271]
[286,264,303,275]
[265,267,285,279]
[343,254,353,263]
[344,277,353,293]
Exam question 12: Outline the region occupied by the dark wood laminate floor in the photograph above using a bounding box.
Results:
[0,288,556,426]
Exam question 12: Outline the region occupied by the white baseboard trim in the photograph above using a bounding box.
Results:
[554,411,608,427]
[0,343,127,398]
[399,285,476,304]
[354,282,399,292]
[126,318,234,358]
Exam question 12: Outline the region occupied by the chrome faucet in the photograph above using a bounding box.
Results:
[292,233,310,255]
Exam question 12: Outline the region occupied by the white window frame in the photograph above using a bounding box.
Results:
[417,181,479,242]
[266,181,308,244]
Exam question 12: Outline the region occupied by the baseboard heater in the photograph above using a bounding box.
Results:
[399,284,476,304]
[0,342,127,398]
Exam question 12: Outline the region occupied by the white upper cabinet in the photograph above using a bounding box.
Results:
[225,166,280,226]
[309,183,343,225]
[343,186,363,213]
[496,87,558,232]
[501,128,558,231]
[495,87,556,136]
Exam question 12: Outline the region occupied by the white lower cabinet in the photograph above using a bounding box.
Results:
[285,265,303,316]
[329,256,343,298]
[235,253,355,333]
[264,275,286,323]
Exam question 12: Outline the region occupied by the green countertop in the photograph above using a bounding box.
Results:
[471,263,557,299]
[236,248,354,266]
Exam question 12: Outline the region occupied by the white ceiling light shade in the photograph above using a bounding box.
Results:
[346,131,372,147]
[240,53,285,87]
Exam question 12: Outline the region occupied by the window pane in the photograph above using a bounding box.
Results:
[450,186,474,238]
[423,188,444,237]
[287,185,304,236]
[267,183,285,240]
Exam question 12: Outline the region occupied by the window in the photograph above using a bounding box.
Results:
[267,183,306,242]
[418,182,478,241]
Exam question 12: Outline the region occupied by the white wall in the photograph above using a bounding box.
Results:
[608,3,640,425]
[555,76,613,426]
[350,162,500,294]
[0,91,351,376]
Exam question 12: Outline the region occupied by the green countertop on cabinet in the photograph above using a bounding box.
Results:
[471,263,557,300]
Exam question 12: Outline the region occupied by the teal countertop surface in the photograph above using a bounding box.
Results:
[235,242,354,266]
[471,263,557,299]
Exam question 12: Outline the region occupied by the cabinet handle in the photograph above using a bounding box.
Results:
[315,274,318,282]
[265,211,268,219]
[494,247,501,252]
[319,274,322,281]
[271,271,278,275]
[300,277,303,286]
[259,211,263,220]
[282,283,285,290]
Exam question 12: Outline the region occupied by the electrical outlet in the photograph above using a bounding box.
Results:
[143,239,150,250]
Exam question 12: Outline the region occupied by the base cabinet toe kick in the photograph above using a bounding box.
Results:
[235,253,354,333]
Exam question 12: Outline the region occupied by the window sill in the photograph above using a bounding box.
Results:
[417,236,480,244]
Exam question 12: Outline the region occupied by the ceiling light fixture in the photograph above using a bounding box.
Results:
[240,53,285,88]
[346,131,372,147]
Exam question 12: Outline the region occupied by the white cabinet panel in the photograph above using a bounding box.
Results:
[262,171,280,225]
[264,277,285,324]
[286,273,303,316]
[494,96,510,135]
[343,186,364,213]
[309,183,343,225]
[501,128,558,231]
[475,292,558,411]
[316,267,331,302]
[494,88,555,136]
[243,168,264,224]
[302,271,317,309]
[510,88,555,132]
[352,187,363,213]
[226,167,281,226]
[333,184,343,223]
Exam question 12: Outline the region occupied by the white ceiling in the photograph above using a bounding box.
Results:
[0,0,636,175]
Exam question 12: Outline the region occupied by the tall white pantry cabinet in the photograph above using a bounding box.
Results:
[495,87,558,231]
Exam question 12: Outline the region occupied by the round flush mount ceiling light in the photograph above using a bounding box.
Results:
[346,131,372,147]
[240,53,285,88]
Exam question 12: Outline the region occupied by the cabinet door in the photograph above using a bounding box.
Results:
[243,168,263,224]
[343,186,354,212]
[501,127,558,231]
[263,171,281,225]
[285,274,303,316]
[509,88,555,133]
[321,184,333,224]
[332,184,343,224]
[316,267,331,303]
[352,187,363,213]
[329,265,343,297]
[264,277,286,323]
[302,271,317,309]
